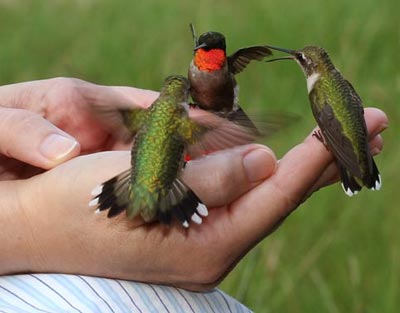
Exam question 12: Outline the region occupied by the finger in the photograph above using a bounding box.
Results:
[227,107,388,240]
[181,144,277,207]
[0,108,80,169]
[369,134,384,156]
[0,79,49,111]
[108,86,159,108]
[365,107,388,138]
[45,143,276,211]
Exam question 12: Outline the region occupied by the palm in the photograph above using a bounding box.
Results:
[18,107,385,290]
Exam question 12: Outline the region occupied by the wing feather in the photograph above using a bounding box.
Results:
[228,46,272,75]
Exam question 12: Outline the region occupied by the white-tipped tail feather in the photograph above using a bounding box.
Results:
[90,185,103,197]
[341,183,359,197]
[197,203,208,217]
[89,173,209,228]
[191,213,203,225]
[182,221,190,228]
[371,174,382,191]
[89,198,99,207]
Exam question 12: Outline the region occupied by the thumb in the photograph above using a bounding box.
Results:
[0,108,80,169]
[182,144,278,207]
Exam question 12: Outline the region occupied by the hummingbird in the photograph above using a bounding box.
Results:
[89,75,259,227]
[265,45,381,196]
[188,24,272,115]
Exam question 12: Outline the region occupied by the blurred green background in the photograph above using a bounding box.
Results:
[0,0,398,311]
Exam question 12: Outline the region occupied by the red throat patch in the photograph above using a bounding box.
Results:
[194,48,226,72]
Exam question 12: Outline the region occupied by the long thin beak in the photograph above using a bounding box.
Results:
[265,56,294,63]
[194,42,207,51]
[265,45,296,55]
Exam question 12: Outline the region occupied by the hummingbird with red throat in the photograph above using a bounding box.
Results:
[188,24,272,117]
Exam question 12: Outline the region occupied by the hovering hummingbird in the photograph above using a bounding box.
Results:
[265,45,381,196]
[89,75,259,227]
[188,24,272,115]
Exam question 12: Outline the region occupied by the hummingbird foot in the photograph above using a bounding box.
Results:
[312,129,329,150]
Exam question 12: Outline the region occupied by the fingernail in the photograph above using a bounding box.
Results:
[378,123,388,133]
[243,148,276,182]
[40,134,79,161]
[370,147,381,156]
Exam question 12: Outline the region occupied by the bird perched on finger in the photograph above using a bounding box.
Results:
[266,45,381,196]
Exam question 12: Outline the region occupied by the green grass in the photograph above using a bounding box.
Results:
[1,0,398,311]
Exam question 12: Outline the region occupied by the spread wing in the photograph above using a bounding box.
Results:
[181,107,298,159]
[219,107,299,137]
[228,46,272,75]
[90,105,148,143]
[181,108,259,158]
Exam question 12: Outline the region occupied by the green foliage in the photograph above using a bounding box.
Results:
[1,0,398,311]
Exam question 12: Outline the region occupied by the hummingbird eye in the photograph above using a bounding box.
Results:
[295,52,313,67]
[296,52,306,62]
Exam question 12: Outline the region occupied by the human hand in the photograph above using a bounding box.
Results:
[0,77,158,179]
[0,104,386,291]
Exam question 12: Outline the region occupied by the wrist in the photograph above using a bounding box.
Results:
[0,180,35,274]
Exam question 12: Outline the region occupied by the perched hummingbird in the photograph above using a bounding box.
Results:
[89,75,259,227]
[265,45,381,196]
[188,24,272,115]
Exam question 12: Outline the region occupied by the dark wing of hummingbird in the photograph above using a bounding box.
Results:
[317,104,363,177]
[315,103,364,194]
[344,79,363,104]
[228,46,272,75]
[185,107,299,159]
[343,79,381,190]
[183,108,260,158]
[89,101,148,143]
[219,108,299,137]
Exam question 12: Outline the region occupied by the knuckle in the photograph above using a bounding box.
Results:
[50,77,80,88]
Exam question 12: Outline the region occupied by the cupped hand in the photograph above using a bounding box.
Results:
[0,78,158,179]
[2,107,386,291]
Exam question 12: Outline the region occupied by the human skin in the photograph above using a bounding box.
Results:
[0,78,387,291]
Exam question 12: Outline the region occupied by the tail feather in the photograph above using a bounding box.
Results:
[365,158,382,191]
[89,169,131,217]
[339,157,382,196]
[160,178,207,228]
[339,164,362,197]
[89,172,208,228]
